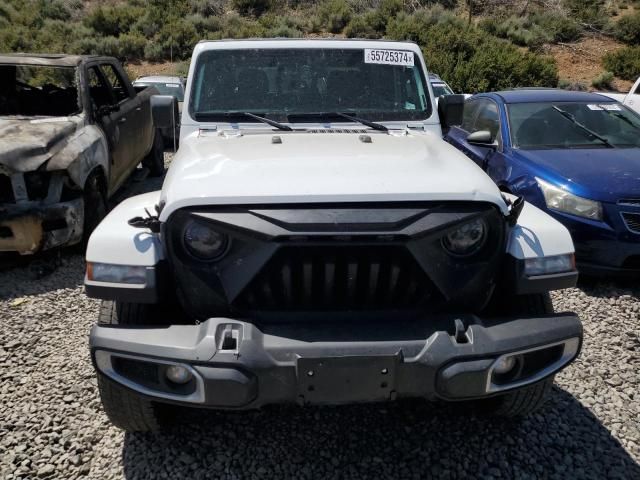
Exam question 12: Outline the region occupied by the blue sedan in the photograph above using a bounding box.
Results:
[444,89,640,276]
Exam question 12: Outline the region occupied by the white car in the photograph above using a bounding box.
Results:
[84,39,582,432]
[597,76,640,115]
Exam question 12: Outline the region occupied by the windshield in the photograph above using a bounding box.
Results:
[508,102,640,149]
[190,48,431,123]
[0,65,79,117]
[135,81,184,101]
[432,84,453,98]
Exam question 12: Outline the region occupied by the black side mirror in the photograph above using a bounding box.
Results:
[467,130,498,149]
[151,95,178,129]
[438,94,465,130]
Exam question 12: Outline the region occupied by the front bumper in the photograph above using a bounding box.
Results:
[0,198,83,254]
[547,209,640,276]
[91,312,582,408]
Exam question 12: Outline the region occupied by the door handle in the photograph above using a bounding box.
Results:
[118,117,127,123]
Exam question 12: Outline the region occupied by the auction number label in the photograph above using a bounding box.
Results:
[364,49,414,67]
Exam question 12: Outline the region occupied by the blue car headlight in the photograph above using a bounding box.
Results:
[536,178,602,221]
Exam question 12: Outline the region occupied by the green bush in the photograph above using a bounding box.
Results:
[39,0,71,21]
[258,14,305,37]
[591,71,614,89]
[480,16,551,49]
[117,33,147,60]
[207,13,267,39]
[190,0,227,17]
[144,42,165,62]
[156,19,199,60]
[318,0,353,33]
[84,5,143,36]
[558,79,587,91]
[530,13,583,43]
[345,13,380,38]
[612,12,640,45]
[388,12,558,93]
[603,46,640,81]
[563,0,607,29]
[232,0,273,16]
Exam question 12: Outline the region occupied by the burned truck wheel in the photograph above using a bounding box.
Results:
[82,172,107,246]
[143,130,165,177]
[97,300,173,432]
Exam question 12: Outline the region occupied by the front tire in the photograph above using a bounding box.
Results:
[142,130,165,177]
[477,376,554,418]
[476,293,556,418]
[96,300,173,432]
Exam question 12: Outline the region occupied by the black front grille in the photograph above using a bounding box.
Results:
[0,175,14,204]
[621,213,640,233]
[619,199,640,207]
[234,246,440,312]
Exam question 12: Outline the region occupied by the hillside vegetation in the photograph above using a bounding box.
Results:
[0,0,639,92]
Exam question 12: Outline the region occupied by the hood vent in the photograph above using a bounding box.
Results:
[305,129,369,134]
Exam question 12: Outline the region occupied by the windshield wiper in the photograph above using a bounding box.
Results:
[551,106,613,148]
[599,107,639,130]
[332,112,388,131]
[241,112,292,131]
[289,112,388,131]
[194,111,292,131]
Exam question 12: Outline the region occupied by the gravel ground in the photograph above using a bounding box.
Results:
[1,156,639,479]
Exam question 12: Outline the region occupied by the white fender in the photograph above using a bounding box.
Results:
[505,194,574,260]
[86,191,164,266]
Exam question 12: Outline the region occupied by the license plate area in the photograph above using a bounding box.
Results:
[297,355,398,404]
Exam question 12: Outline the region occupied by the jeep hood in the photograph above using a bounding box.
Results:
[0,117,77,173]
[159,131,507,221]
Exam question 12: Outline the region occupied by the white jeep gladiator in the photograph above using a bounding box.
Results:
[599,76,640,116]
[85,39,582,432]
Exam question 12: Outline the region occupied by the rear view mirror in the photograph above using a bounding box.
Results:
[438,94,465,129]
[467,130,498,149]
[151,95,178,129]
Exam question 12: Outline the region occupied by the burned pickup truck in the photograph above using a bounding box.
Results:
[0,54,165,255]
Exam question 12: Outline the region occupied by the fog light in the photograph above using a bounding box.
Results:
[165,365,193,384]
[493,355,516,374]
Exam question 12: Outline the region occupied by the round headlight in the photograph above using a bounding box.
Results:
[442,218,487,257]
[183,220,228,260]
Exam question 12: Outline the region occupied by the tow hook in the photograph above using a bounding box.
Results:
[506,195,525,226]
[452,318,470,344]
[128,205,162,233]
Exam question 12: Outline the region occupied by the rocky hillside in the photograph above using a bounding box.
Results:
[1,0,639,92]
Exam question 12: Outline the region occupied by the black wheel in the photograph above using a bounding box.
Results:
[82,172,108,247]
[476,293,556,418]
[96,300,173,432]
[143,129,165,177]
[477,376,554,418]
[98,299,155,326]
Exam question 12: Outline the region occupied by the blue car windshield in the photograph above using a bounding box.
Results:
[189,48,431,122]
[508,102,640,149]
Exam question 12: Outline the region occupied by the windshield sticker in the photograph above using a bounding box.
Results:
[600,103,622,111]
[364,49,414,67]
[587,104,603,111]
[166,84,180,88]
